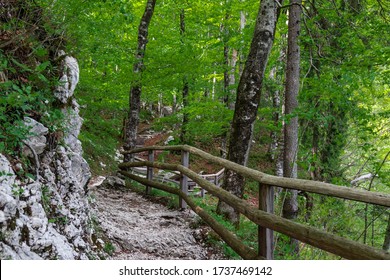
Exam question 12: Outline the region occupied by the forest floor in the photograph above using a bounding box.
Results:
[89,180,227,260]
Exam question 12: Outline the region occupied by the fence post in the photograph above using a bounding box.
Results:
[146,150,154,195]
[180,150,189,209]
[258,183,274,259]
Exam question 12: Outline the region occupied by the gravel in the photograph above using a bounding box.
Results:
[90,183,226,260]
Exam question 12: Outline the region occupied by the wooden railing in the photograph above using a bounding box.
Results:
[130,156,225,193]
[119,145,390,260]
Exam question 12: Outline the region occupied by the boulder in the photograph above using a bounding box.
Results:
[100,176,126,189]
[162,106,173,116]
[22,117,48,157]
[54,51,79,104]
[164,135,175,145]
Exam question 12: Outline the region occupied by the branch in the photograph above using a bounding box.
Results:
[351,173,374,186]
[0,26,38,49]
[368,150,390,191]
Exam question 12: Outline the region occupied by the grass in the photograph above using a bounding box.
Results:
[79,114,122,175]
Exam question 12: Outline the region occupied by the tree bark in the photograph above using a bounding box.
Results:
[282,0,301,255]
[238,10,247,76]
[179,9,189,144]
[228,49,238,110]
[180,80,189,143]
[124,0,157,162]
[222,10,238,110]
[383,213,390,251]
[217,0,279,225]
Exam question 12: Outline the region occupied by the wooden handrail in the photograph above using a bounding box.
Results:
[122,145,390,207]
[119,160,390,260]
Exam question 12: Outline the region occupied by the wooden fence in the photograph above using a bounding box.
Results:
[130,155,225,194]
[119,145,390,260]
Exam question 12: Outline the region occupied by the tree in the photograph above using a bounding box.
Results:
[179,8,190,143]
[124,0,157,161]
[282,0,301,254]
[217,0,280,225]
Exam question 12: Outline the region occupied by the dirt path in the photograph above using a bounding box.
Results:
[90,179,226,260]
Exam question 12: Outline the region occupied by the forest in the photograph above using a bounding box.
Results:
[1,0,389,260]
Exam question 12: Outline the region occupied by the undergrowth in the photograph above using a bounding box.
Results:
[0,0,66,157]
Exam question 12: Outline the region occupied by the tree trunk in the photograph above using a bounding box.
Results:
[383,213,390,251]
[269,64,284,192]
[180,80,189,143]
[217,0,279,226]
[222,10,238,110]
[267,33,285,165]
[223,44,230,105]
[124,0,157,162]
[228,49,238,110]
[223,11,230,106]
[238,10,247,76]
[282,0,301,255]
[179,9,189,144]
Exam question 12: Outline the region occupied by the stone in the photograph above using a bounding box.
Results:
[101,176,126,188]
[0,211,5,224]
[164,135,175,145]
[65,224,79,239]
[114,150,124,163]
[88,176,106,188]
[162,106,173,116]
[22,117,49,157]
[0,192,17,221]
[62,101,84,154]
[73,236,87,249]
[54,52,79,104]
[70,152,91,189]
[31,218,43,229]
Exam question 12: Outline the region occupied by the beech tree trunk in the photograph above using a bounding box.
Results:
[282,0,301,254]
[238,10,247,76]
[179,9,189,144]
[124,0,156,162]
[217,0,279,225]
[222,10,238,110]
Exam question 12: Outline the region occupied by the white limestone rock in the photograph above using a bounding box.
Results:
[101,176,126,188]
[22,117,49,157]
[164,135,175,145]
[0,53,93,260]
[54,52,79,104]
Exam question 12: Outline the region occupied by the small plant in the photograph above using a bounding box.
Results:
[48,216,68,225]
[104,242,116,256]
[11,184,24,197]
[41,185,51,214]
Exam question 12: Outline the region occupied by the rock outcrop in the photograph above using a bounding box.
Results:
[0,54,92,260]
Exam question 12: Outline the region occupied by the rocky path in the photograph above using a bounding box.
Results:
[89,178,225,260]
